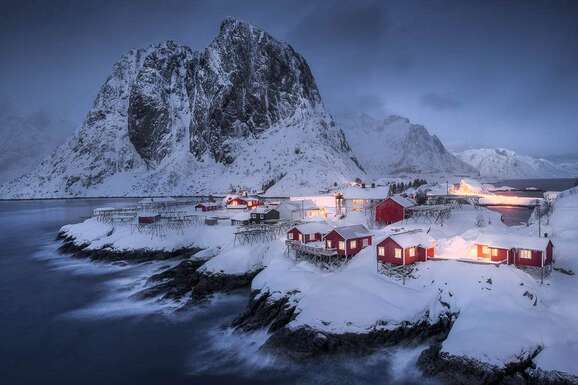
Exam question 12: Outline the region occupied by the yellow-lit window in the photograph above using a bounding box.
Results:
[482,246,490,255]
[350,240,357,249]
[298,234,303,242]
[378,246,385,257]
[338,241,345,250]
[409,248,415,257]
[326,240,333,248]
[395,248,402,259]
[520,249,532,259]
[491,248,498,257]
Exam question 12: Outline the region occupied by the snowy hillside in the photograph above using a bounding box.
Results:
[456,148,573,179]
[0,111,71,185]
[0,18,363,199]
[338,113,477,177]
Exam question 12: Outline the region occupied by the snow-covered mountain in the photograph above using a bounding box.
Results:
[0,18,363,198]
[337,113,477,177]
[455,148,574,179]
[0,111,71,185]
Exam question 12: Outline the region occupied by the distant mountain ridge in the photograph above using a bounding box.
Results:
[455,148,576,178]
[337,113,477,177]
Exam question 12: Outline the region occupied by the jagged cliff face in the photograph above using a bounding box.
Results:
[338,114,478,177]
[1,18,360,198]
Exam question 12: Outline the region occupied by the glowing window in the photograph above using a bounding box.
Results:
[491,248,498,257]
[409,248,415,257]
[326,240,332,248]
[338,241,345,250]
[378,246,385,257]
[482,246,490,255]
[395,248,402,259]
[520,249,532,259]
[350,240,357,249]
[298,234,303,242]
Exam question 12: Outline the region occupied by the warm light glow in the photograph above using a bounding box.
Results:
[450,179,534,206]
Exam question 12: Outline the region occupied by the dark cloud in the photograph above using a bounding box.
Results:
[420,93,462,111]
[0,0,577,156]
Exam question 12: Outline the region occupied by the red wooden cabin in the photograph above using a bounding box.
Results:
[377,232,435,266]
[287,223,333,243]
[324,225,372,257]
[226,197,260,209]
[195,202,220,212]
[375,196,415,225]
[138,213,160,224]
[474,234,554,267]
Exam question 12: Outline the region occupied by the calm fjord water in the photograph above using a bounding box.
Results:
[0,199,431,385]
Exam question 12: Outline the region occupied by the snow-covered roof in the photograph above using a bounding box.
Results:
[340,185,389,200]
[386,232,434,249]
[291,222,333,235]
[389,195,416,208]
[251,207,276,214]
[331,224,371,240]
[230,212,250,221]
[474,233,551,251]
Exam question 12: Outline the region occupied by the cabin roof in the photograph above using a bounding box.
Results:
[388,195,416,208]
[331,224,371,240]
[384,232,434,249]
[292,222,333,235]
[251,207,277,214]
[474,233,552,251]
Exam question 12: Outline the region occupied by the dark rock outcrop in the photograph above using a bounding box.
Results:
[232,290,298,333]
[417,344,578,385]
[190,269,263,302]
[57,231,200,262]
[232,290,456,361]
[136,259,206,301]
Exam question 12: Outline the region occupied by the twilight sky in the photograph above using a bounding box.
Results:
[1,0,577,156]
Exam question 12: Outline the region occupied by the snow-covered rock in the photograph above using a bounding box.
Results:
[0,18,363,199]
[455,148,572,179]
[338,113,477,177]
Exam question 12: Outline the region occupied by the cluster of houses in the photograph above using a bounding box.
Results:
[286,220,554,269]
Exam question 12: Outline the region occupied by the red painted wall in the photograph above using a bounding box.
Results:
[325,230,371,257]
[375,198,405,225]
[476,244,508,262]
[377,238,404,265]
[511,249,544,267]
[546,241,554,264]
[287,228,324,243]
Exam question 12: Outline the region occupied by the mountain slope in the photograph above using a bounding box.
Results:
[0,18,363,198]
[455,148,573,179]
[337,113,477,177]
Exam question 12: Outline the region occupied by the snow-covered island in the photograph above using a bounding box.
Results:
[56,182,578,384]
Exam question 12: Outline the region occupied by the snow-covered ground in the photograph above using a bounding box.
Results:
[59,189,578,377]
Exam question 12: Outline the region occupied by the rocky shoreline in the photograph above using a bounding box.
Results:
[56,230,202,262]
[56,231,262,303]
[55,232,578,383]
[417,343,578,385]
[232,290,456,360]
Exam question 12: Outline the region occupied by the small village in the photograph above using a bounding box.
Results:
[87,177,556,282]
